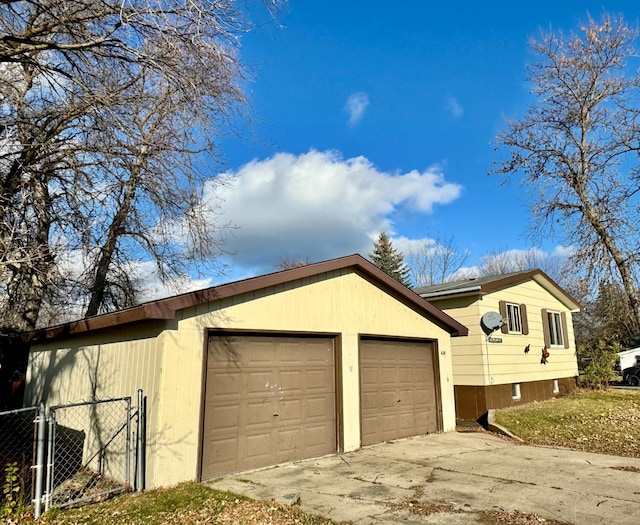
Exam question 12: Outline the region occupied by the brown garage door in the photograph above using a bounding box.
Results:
[360,338,439,446]
[201,334,336,479]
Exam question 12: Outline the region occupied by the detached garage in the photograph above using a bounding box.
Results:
[24,254,467,488]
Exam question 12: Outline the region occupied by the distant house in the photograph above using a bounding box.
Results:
[23,254,467,487]
[414,270,581,420]
[618,347,640,372]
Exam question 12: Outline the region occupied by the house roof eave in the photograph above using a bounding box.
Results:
[415,269,582,312]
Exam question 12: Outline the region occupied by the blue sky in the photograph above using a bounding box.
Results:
[194,1,638,284]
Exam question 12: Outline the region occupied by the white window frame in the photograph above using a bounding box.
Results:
[547,310,564,347]
[506,303,522,334]
[512,383,521,400]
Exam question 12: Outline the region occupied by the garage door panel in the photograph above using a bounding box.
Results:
[382,388,401,406]
[246,400,278,429]
[398,390,416,405]
[202,335,336,479]
[247,371,275,396]
[360,392,378,411]
[360,368,379,386]
[305,395,333,417]
[212,438,239,473]
[280,398,302,421]
[360,339,438,446]
[208,404,241,432]
[306,368,334,388]
[279,370,303,393]
[209,370,242,397]
[277,428,301,454]
[380,366,398,383]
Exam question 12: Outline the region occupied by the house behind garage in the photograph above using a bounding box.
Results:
[414,270,581,420]
[24,254,467,488]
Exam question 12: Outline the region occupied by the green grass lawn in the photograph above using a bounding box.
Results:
[494,388,640,458]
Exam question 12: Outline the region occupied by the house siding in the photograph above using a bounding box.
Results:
[484,280,577,385]
[431,280,578,389]
[24,321,165,488]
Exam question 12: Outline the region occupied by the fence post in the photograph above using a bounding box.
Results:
[136,389,146,492]
[44,411,56,512]
[125,397,131,488]
[33,403,46,519]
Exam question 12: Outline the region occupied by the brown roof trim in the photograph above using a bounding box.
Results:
[420,269,581,311]
[478,269,581,310]
[27,254,468,342]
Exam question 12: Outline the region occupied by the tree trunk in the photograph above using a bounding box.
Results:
[3,178,53,331]
[84,167,140,318]
[574,182,640,327]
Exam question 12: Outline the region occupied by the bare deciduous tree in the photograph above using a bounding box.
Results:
[0,1,276,330]
[275,257,308,270]
[477,248,567,284]
[571,280,639,350]
[493,13,640,327]
[405,233,469,286]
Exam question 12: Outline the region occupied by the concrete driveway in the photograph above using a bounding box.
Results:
[207,431,640,524]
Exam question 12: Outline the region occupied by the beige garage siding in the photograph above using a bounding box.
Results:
[200,333,337,479]
[359,338,439,446]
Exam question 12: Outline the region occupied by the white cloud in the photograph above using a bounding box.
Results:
[209,150,462,275]
[446,97,463,118]
[449,266,480,281]
[345,92,370,125]
[553,245,576,258]
[390,236,435,256]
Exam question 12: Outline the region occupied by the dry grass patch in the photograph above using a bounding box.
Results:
[494,388,640,457]
[31,482,338,525]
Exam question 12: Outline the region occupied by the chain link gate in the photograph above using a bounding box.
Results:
[44,397,133,510]
[1,391,146,517]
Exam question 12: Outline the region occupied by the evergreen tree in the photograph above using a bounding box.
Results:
[369,232,411,287]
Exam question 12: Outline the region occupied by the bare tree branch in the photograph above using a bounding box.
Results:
[493,13,640,326]
[0,0,279,330]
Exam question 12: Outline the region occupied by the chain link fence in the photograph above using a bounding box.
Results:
[46,397,132,509]
[0,406,38,510]
[0,390,145,517]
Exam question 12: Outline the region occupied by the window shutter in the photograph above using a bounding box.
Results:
[520,304,529,335]
[541,309,551,347]
[499,300,508,333]
[561,312,569,348]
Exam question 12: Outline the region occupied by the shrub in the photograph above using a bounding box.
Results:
[578,339,620,389]
[1,461,27,521]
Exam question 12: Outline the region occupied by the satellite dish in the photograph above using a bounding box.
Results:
[481,311,505,335]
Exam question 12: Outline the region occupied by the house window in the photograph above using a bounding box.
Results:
[499,301,529,335]
[512,383,521,400]
[547,311,564,346]
[506,303,522,333]
[552,379,559,394]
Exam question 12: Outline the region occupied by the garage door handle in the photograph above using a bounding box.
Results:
[273,412,279,417]
[397,399,401,403]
